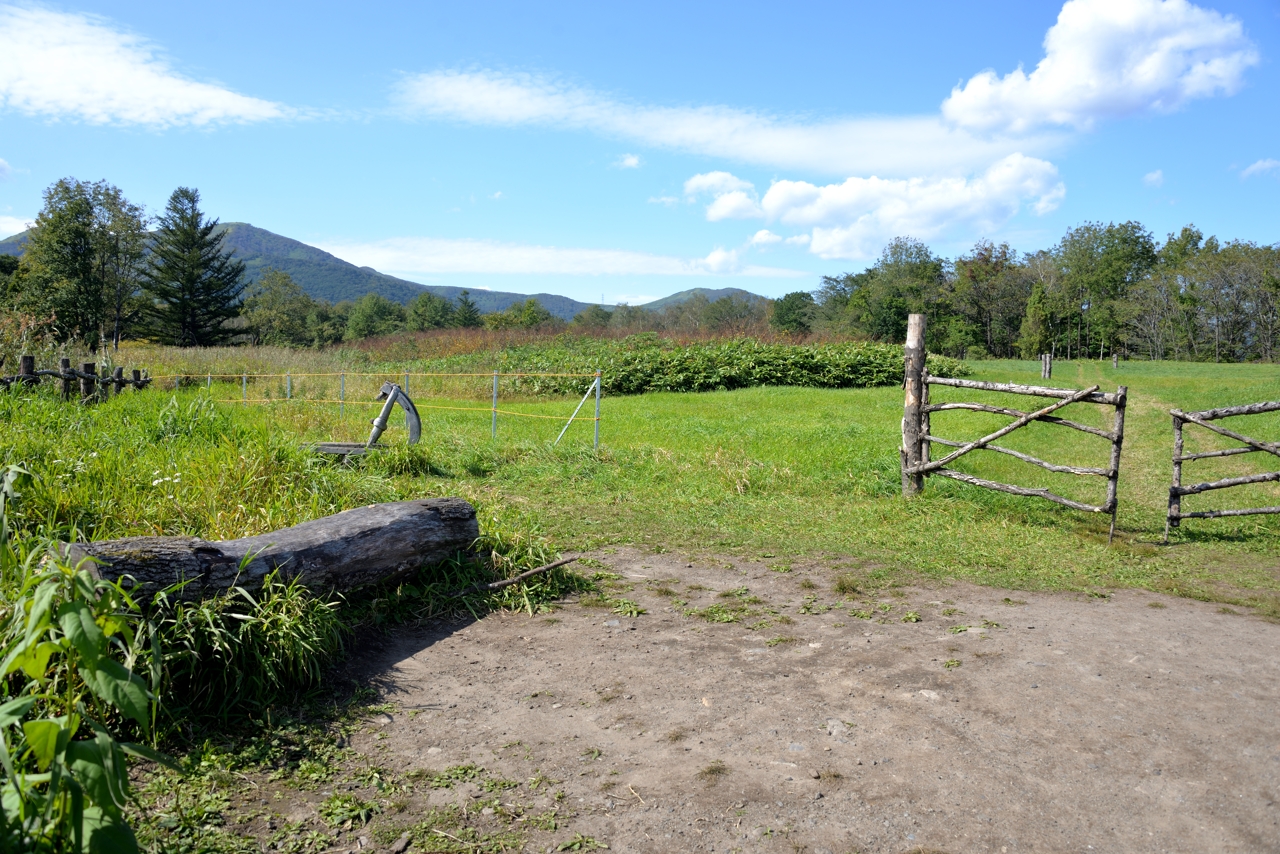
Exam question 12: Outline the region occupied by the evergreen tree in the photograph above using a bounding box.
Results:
[453,290,482,328]
[407,292,456,330]
[142,187,245,346]
[344,293,405,340]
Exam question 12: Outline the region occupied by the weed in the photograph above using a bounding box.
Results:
[941,608,961,616]
[1219,606,1239,614]
[834,574,862,596]
[943,659,962,669]
[698,760,729,783]
[799,579,817,590]
[319,793,381,828]
[611,599,646,617]
[430,764,485,788]
[687,603,742,623]
[948,625,970,634]
[664,727,689,743]
[650,586,677,597]
[581,748,604,761]
[1147,601,1167,609]
[766,636,797,647]
[901,611,922,623]
[558,833,608,851]
[982,620,1003,629]
[849,609,873,620]
[529,770,562,790]
[1002,597,1027,606]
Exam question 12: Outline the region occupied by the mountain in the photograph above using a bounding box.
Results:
[0,230,28,256]
[216,223,602,320]
[640,287,772,311]
[2,223,774,320]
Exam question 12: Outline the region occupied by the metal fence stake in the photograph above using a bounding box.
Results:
[405,371,410,395]
[340,373,345,418]
[207,373,211,390]
[286,372,291,399]
[242,373,247,401]
[492,371,499,438]
[594,370,601,450]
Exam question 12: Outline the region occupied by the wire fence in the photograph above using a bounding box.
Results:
[150,369,605,448]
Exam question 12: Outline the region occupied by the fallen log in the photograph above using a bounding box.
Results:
[64,498,478,599]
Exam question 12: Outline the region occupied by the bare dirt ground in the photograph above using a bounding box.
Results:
[326,549,1279,853]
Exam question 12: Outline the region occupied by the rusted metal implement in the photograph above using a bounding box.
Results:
[899,314,1128,542]
[313,381,421,457]
[1166,400,1280,541]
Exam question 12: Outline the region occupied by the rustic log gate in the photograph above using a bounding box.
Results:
[1165,401,1280,541]
[900,314,1129,542]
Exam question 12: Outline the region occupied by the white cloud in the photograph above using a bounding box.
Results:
[647,195,680,206]
[616,153,641,168]
[490,191,503,199]
[942,0,1258,134]
[395,69,1055,176]
[0,158,10,180]
[1241,159,1280,179]
[697,154,1063,260]
[749,230,782,246]
[0,5,289,127]
[314,236,806,278]
[684,171,763,221]
[784,234,811,246]
[0,214,31,237]
[1144,169,1165,187]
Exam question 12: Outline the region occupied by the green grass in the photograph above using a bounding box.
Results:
[4,355,1280,622]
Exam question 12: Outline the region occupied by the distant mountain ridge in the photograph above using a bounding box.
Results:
[2,223,774,320]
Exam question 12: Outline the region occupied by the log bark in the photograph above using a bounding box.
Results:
[928,376,1119,406]
[65,498,478,599]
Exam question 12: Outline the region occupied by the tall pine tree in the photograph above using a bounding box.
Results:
[143,187,245,346]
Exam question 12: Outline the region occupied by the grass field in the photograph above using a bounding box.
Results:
[4,353,1279,615]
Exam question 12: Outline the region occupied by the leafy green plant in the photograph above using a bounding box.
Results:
[0,465,173,853]
[318,793,380,828]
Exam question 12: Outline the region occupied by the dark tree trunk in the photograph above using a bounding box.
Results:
[65,499,478,599]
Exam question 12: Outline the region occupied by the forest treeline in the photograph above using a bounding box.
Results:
[801,227,1280,362]
[2,177,1276,362]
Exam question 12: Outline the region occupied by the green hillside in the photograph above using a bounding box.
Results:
[3,222,773,321]
[640,286,771,311]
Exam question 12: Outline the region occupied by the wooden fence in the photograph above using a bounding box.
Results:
[900,314,1129,542]
[0,354,151,402]
[1165,401,1280,540]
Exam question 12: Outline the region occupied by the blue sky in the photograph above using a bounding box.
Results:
[0,0,1276,304]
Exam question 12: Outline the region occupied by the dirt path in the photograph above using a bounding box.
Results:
[340,550,1279,853]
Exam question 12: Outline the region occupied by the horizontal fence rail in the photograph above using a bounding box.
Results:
[1166,400,1280,540]
[0,355,151,401]
[899,314,1128,542]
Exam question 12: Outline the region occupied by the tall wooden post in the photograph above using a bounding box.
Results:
[112,367,124,395]
[131,369,142,391]
[1166,414,1183,542]
[80,363,97,404]
[60,358,73,400]
[1106,385,1128,545]
[901,313,927,496]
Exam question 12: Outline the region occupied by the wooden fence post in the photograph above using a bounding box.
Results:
[59,358,72,400]
[131,369,142,391]
[901,313,927,496]
[80,363,96,404]
[1166,414,1184,541]
[18,355,35,386]
[1106,385,1128,544]
[112,367,124,396]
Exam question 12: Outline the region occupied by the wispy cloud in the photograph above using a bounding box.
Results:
[314,236,807,278]
[942,0,1257,135]
[394,69,1052,177]
[0,158,10,180]
[616,153,641,168]
[1241,159,1280,179]
[0,5,290,127]
[1143,169,1164,188]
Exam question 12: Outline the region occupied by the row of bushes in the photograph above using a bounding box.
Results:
[472,335,970,396]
